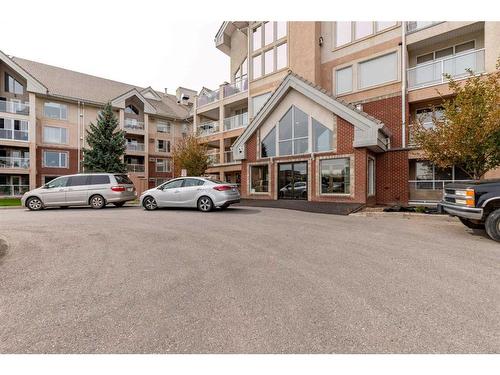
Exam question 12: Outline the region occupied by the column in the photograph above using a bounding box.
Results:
[28,92,37,189]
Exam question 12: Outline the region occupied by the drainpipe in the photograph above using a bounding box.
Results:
[77,101,81,173]
[82,102,85,172]
[401,22,407,148]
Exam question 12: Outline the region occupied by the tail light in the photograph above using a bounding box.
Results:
[111,186,126,192]
[213,185,232,191]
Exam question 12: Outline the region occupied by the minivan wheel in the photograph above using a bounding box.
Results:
[485,209,500,242]
[197,196,213,212]
[26,197,43,211]
[89,194,105,209]
[142,196,157,211]
[458,217,485,230]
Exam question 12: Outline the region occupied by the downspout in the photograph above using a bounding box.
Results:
[82,102,85,172]
[77,101,81,172]
[401,22,407,148]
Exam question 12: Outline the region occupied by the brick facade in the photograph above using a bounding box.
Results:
[36,147,79,186]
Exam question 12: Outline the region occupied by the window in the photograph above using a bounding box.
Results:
[43,176,59,184]
[183,178,205,187]
[43,126,68,144]
[0,118,29,141]
[335,66,353,94]
[155,158,170,172]
[355,21,373,39]
[368,157,375,196]
[162,179,183,190]
[264,49,274,75]
[157,121,171,133]
[276,22,287,39]
[416,41,476,66]
[435,47,454,59]
[376,21,397,31]
[261,127,276,158]
[313,119,332,152]
[416,107,444,130]
[455,41,475,54]
[278,107,308,156]
[251,92,271,116]
[68,175,89,186]
[156,139,170,153]
[358,52,398,89]
[276,43,287,70]
[43,151,68,168]
[252,25,262,51]
[234,58,248,84]
[114,175,133,184]
[43,102,68,120]
[335,22,352,47]
[45,176,69,188]
[125,105,139,115]
[250,165,269,193]
[4,73,24,95]
[264,22,274,46]
[156,178,168,186]
[252,55,262,79]
[320,158,350,194]
[89,175,110,185]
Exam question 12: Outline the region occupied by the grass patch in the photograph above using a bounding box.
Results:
[0,198,21,207]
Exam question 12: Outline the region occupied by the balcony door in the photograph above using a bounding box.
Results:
[278,162,308,200]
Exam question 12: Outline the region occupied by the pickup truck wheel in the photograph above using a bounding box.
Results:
[485,209,500,242]
[458,217,485,230]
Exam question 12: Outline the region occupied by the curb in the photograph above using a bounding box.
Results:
[350,211,456,221]
[0,205,23,209]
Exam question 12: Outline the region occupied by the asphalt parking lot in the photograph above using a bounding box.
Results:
[0,206,499,353]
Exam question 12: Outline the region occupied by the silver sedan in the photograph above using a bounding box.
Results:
[140,177,240,212]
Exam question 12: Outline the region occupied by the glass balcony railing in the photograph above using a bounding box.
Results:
[223,79,248,98]
[197,121,219,137]
[0,157,30,169]
[126,143,145,152]
[206,151,219,165]
[126,164,145,173]
[405,21,442,33]
[223,113,248,131]
[124,118,145,130]
[197,89,220,107]
[407,49,485,89]
[0,129,29,141]
[0,185,30,196]
[0,99,29,115]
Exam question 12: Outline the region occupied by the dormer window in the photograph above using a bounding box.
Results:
[4,73,24,95]
[125,104,139,115]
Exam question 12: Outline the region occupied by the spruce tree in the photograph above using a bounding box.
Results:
[83,102,127,173]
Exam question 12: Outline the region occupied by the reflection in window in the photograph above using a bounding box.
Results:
[336,66,353,94]
[4,73,24,95]
[313,119,332,152]
[261,127,276,157]
[125,105,139,115]
[358,52,398,89]
[250,165,269,193]
[44,102,68,120]
[252,92,271,116]
[278,107,308,156]
[320,158,350,194]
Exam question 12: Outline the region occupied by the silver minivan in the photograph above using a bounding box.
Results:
[21,173,136,211]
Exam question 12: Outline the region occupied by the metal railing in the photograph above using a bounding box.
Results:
[408,179,475,202]
[126,143,145,152]
[0,185,30,196]
[223,113,248,131]
[0,99,29,115]
[124,118,145,130]
[0,157,30,169]
[197,89,220,107]
[197,121,219,137]
[223,79,248,97]
[126,164,145,172]
[0,129,29,141]
[405,21,442,33]
[407,49,485,89]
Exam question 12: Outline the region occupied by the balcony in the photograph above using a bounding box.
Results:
[405,21,442,34]
[124,118,145,131]
[126,142,145,152]
[197,89,220,107]
[206,150,219,165]
[223,113,248,132]
[0,157,29,169]
[0,99,29,115]
[223,79,248,98]
[126,164,145,173]
[197,121,219,137]
[0,128,29,141]
[407,49,485,90]
[224,151,235,164]
[0,184,29,196]
[408,179,474,203]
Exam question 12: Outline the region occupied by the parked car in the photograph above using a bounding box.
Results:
[439,179,500,242]
[21,173,136,211]
[140,177,240,212]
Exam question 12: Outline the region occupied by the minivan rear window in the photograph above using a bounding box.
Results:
[114,174,133,185]
[89,175,110,185]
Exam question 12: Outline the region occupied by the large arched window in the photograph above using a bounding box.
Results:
[260,106,334,158]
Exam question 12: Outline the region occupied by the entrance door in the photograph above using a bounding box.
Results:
[278,162,308,200]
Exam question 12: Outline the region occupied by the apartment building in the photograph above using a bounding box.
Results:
[0,51,193,197]
[193,21,500,205]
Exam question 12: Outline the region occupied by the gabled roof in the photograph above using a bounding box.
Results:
[110,88,157,115]
[232,72,390,160]
[140,86,162,101]
[0,50,47,94]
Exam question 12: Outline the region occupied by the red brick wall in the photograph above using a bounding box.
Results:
[148,157,174,188]
[375,149,409,205]
[36,147,79,186]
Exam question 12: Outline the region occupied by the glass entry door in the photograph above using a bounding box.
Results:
[278,162,308,200]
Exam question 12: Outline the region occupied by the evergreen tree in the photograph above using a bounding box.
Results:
[83,102,127,173]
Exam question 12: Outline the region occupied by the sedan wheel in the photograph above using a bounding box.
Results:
[197,196,213,212]
[27,197,43,211]
[90,195,105,209]
[143,196,158,211]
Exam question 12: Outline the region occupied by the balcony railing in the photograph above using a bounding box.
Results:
[405,21,442,33]
[407,49,485,90]
[223,79,248,98]
[126,143,145,152]
[124,118,145,130]
[223,113,248,131]
[0,185,29,196]
[126,164,145,173]
[0,129,29,141]
[0,157,30,169]
[197,89,220,107]
[224,151,235,164]
[206,151,219,165]
[0,99,29,115]
[197,121,219,137]
[408,179,475,202]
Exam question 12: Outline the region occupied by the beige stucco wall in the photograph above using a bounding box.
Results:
[229,29,248,81]
[289,22,321,85]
